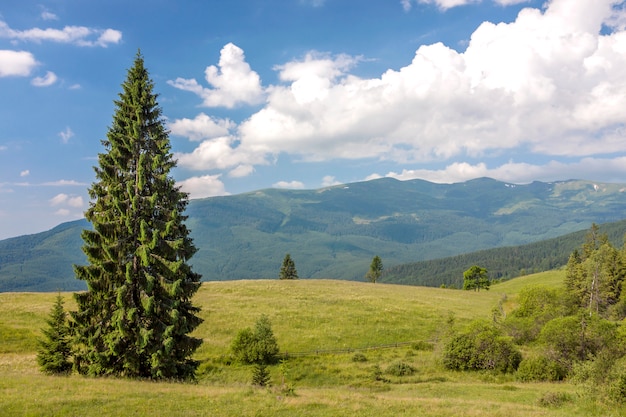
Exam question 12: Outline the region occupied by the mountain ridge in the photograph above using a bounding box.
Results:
[1,177,625,291]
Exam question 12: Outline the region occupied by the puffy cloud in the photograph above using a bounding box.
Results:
[0,50,37,77]
[0,20,122,47]
[20,170,29,177]
[228,164,255,178]
[177,175,228,199]
[273,180,305,189]
[50,193,83,208]
[175,135,266,174]
[31,71,57,87]
[169,113,235,141]
[234,0,626,165]
[321,175,342,187]
[168,43,264,108]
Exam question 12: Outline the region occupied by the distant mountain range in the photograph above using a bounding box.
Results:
[1,177,625,292]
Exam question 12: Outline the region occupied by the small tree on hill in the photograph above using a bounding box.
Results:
[231,315,280,365]
[463,265,490,291]
[279,254,298,280]
[365,255,383,283]
[37,295,72,375]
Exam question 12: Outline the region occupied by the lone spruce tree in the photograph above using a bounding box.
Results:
[279,254,298,280]
[365,255,383,283]
[37,295,72,375]
[72,52,203,380]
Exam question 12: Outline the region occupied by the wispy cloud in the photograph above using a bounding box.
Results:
[0,20,122,47]
[41,180,87,186]
[31,70,57,87]
[20,170,29,177]
[40,11,59,21]
[58,127,74,144]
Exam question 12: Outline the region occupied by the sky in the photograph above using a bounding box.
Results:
[1,0,626,240]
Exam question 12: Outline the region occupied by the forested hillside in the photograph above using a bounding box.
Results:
[383,219,626,287]
[1,177,625,291]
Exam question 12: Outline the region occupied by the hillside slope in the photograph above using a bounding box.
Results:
[0,177,625,291]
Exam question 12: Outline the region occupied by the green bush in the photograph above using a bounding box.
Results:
[517,356,566,382]
[537,391,572,408]
[231,315,279,365]
[411,341,434,351]
[386,361,415,377]
[539,314,620,366]
[443,320,521,373]
[609,372,626,404]
[351,352,367,362]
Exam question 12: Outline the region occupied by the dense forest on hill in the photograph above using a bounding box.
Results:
[382,219,626,287]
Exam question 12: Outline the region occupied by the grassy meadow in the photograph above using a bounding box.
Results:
[1,272,624,416]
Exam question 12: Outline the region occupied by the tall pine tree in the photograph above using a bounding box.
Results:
[72,52,203,380]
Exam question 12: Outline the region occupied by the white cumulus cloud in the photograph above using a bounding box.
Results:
[169,113,235,141]
[178,175,228,199]
[50,193,83,207]
[235,0,626,165]
[168,43,264,108]
[273,180,306,189]
[0,50,38,77]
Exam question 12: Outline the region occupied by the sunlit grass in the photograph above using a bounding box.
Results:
[1,272,622,417]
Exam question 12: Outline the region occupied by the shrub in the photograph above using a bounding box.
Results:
[443,320,521,373]
[609,372,626,404]
[370,365,388,382]
[231,315,279,365]
[411,341,434,351]
[537,391,572,408]
[539,314,620,367]
[386,361,415,377]
[517,356,566,382]
[352,353,367,362]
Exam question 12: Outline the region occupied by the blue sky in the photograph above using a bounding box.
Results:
[1,0,626,239]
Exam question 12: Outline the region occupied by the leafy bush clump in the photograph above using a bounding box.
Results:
[443,320,521,373]
[352,353,367,362]
[537,391,572,408]
[411,341,434,351]
[231,315,279,365]
[517,356,566,382]
[386,361,415,377]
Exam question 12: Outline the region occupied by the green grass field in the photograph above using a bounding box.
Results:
[1,273,623,416]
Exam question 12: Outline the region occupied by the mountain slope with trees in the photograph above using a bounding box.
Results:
[1,178,626,291]
[382,219,626,288]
